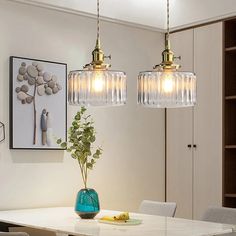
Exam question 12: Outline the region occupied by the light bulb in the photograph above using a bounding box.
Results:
[92,70,105,92]
[162,72,174,93]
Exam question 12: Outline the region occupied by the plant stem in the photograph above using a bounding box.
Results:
[85,164,88,189]
[78,159,86,188]
[82,161,87,189]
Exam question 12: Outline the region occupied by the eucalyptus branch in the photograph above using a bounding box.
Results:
[57,106,102,189]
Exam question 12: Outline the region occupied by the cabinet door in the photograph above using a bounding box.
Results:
[167,29,194,219]
[193,23,223,220]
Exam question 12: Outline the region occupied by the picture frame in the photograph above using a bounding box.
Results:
[0,122,5,143]
[9,56,67,150]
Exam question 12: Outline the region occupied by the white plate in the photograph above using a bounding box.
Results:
[99,219,142,226]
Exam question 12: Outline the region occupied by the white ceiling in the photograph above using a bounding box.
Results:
[11,0,236,31]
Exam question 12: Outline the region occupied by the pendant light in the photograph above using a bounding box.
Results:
[68,0,127,106]
[138,0,196,108]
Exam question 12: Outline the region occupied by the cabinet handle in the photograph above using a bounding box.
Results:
[187,144,192,148]
[193,144,197,148]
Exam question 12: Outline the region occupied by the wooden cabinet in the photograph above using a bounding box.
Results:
[224,19,236,207]
[167,23,223,220]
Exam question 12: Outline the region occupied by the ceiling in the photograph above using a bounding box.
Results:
[11,0,236,31]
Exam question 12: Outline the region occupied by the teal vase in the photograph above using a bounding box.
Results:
[75,188,100,219]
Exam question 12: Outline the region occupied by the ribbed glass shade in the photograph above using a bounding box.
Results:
[138,71,196,108]
[68,70,127,106]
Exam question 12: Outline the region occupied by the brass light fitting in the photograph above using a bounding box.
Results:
[68,0,127,106]
[84,39,111,70]
[83,0,111,71]
[153,0,181,71]
[154,35,181,71]
[137,0,196,108]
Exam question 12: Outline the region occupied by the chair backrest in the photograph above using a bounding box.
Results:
[0,233,29,236]
[139,200,177,217]
[201,206,236,225]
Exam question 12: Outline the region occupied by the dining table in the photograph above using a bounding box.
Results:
[0,207,234,236]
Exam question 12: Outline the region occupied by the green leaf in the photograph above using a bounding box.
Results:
[71,153,77,159]
[90,136,96,142]
[93,153,99,159]
[96,149,102,155]
[86,163,93,170]
[75,114,81,120]
[81,106,86,113]
[72,121,77,126]
[61,142,67,148]
[56,138,62,144]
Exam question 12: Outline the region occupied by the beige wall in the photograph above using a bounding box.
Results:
[0,0,165,212]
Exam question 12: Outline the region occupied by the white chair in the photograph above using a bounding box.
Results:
[0,233,29,236]
[201,206,236,225]
[139,200,177,217]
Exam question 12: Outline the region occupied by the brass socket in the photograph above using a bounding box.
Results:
[162,49,175,66]
[84,39,111,70]
[92,42,105,65]
[154,37,180,70]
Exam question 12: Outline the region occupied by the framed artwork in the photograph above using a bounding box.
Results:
[10,56,67,150]
[0,122,5,143]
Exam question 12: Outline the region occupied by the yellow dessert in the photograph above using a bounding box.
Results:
[101,212,130,222]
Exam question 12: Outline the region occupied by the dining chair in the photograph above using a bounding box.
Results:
[139,200,177,217]
[201,206,236,225]
[214,233,236,236]
[0,233,29,236]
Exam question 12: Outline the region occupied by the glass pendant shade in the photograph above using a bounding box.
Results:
[68,69,126,106]
[138,70,196,108]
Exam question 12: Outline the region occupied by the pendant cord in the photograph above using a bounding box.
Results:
[167,0,170,40]
[97,0,100,42]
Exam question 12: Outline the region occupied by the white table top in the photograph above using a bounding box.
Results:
[0,207,234,236]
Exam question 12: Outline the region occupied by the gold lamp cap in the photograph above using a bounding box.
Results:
[154,36,181,71]
[84,39,111,70]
